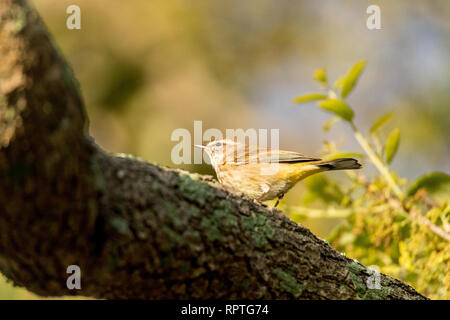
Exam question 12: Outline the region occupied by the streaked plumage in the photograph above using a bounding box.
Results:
[196,139,361,206]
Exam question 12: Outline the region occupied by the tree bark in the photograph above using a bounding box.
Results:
[0,0,426,299]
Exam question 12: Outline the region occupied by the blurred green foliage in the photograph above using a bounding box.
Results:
[289,62,450,299]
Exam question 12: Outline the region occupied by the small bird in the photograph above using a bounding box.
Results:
[195,139,361,207]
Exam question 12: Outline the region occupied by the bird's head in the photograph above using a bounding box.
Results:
[195,139,244,166]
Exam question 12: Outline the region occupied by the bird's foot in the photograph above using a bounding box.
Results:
[274,194,285,208]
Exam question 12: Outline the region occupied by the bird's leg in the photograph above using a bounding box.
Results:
[257,193,268,203]
[256,184,270,204]
[274,193,285,208]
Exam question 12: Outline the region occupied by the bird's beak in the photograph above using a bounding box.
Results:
[194,144,206,149]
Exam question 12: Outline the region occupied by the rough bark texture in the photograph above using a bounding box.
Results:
[0,0,426,299]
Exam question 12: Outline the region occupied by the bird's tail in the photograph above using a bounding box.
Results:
[316,158,362,170]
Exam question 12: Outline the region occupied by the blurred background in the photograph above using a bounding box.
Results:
[1,0,449,298]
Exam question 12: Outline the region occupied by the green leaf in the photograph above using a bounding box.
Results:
[292,93,327,104]
[341,60,366,98]
[322,116,340,131]
[318,99,354,122]
[313,68,327,84]
[333,76,345,89]
[407,172,450,202]
[385,128,400,164]
[370,111,394,134]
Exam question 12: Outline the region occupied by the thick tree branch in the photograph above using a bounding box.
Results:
[0,0,426,299]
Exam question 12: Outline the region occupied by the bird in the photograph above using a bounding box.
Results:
[195,139,361,207]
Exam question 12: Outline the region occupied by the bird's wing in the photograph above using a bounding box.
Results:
[270,149,321,163]
[231,146,321,164]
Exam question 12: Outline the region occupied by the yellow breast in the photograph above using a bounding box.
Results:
[216,162,325,201]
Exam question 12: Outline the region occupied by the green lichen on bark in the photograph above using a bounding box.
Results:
[200,216,222,242]
[298,234,308,243]
[359,286,392,300]
[345,261,392,299]
[241,211,275,248]
[346,261,366,275]
[162,226,182,249]
[265,250,275,257]
[188,206,200,217]
[109,216,130,235]
[212,200,238,227]
[346,261,367,296]
[164,201,186,229]
[176,174,214,206]
[273,268,304,297]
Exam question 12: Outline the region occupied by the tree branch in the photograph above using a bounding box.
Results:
[0,0,426,299]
